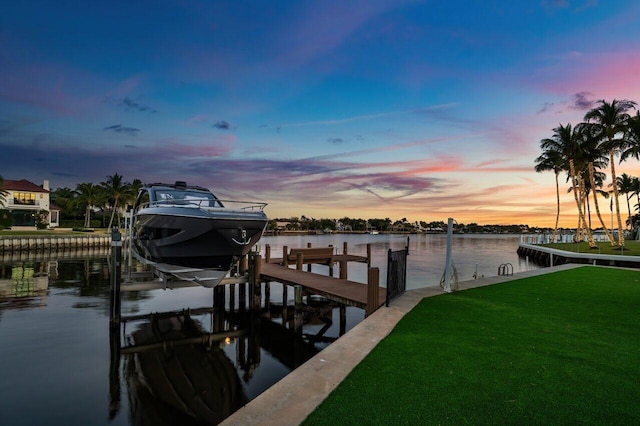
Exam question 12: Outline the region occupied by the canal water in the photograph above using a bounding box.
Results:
[0,233,537,425]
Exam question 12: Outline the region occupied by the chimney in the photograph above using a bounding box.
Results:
[43,180,50,191]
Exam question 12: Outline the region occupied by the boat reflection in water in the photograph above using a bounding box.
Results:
[122,312,247,425]
[111,284,352,425]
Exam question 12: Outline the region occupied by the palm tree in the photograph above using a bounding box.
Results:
[614,173,635,229]
[535,148,565,242]
[621,111,640,163]
[75,182,105,228]
[631,176,640,215]
[101,173,133,230]
[576,123,616,245]
[51,187,79,220]
[540,123,597,248]
[584,99,637,246]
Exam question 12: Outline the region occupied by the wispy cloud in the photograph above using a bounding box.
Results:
[121,97,157,113]
[213,120,233,130]
[103,124,140,136]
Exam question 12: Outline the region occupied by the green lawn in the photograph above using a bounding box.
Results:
[541,240,640,256]
[304,266,640,425]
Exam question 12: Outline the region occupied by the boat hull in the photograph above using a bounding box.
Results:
[132,207,267,269]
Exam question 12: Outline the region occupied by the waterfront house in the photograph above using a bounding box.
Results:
[1,179,60,229]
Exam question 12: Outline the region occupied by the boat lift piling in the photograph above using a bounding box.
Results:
[109,228,122,327]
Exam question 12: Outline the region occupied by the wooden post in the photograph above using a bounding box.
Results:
[109,228,122,327]
[282,245,289,266]
[343,241,348,255]
[307,242,312,271]
[366,267,380,317]
[214,285,226,332]
[282,284,288,325]
[250,254,262,310]
[265,282,271,319]
[339,259,347,280]
[294,285,303,333]
[239,280,246,311]
[239,254,249,275]
[339,305,346,335]
[265,244,271,263]
[296,252,304,270]
[367,243,372,267]
[108,324,121,419]
[229,283,236,311]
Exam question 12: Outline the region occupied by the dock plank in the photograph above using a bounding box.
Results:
[260,262,386,310]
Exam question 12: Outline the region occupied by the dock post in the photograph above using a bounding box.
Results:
[108,324,121,419]
[282,245,289,267]
[109,228,122,327]
[282,284,288,325]
[366,267,380,317]
[343,242,348,255]
[250,254,262,310]
[367,243,371,267]
[265,282,271,319]
[239,254,249,275]
[230,284,236,311]
[265,244,271,263]
[239,279,247,312]
[339,259,348,280]
[296,252,304,270]
[294,285,303,333]
[307,242,312,272]
[339,306,346,335]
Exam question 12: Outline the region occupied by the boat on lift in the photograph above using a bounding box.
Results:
[131,181,267,285]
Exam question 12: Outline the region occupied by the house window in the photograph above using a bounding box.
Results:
[12,210,36,226]
[14,192,36,205]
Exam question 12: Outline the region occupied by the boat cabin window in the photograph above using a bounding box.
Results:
[154,189,223,207]
[135,190,150,209]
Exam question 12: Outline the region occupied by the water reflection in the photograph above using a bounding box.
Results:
[0,263,50,309]
[107,274,356,425]
[119,312,247,425]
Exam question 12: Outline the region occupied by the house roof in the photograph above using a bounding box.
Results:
[2,179,49,193]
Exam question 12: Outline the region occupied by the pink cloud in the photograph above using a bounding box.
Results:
[529,50,640,101]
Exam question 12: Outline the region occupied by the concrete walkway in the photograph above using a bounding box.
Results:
[221,264,581,426]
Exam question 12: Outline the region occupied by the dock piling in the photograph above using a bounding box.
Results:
[366,267,380,317]
[109,228,122,327]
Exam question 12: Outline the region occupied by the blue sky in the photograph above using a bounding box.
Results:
[2,0,640,226]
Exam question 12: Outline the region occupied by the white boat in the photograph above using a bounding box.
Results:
[131,181,267,282]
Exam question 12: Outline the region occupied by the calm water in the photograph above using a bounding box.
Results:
[0,234,537,425]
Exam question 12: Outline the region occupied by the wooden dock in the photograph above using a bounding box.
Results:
[258,243,384,313]
[260,262,386,310]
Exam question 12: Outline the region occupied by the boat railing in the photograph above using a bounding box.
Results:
[137,199,267,212]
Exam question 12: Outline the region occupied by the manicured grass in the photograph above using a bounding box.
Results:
[304,266,640,425]
[542,240,640,256]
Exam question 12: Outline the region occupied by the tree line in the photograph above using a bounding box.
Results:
[535,99,640,247]
[267,216,549,234]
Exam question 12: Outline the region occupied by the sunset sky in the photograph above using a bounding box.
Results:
[2,1,640,227]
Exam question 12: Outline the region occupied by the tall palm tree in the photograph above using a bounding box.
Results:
[584,99,637,246]
[101,173,133,230]
[75,182,105,228]
[535,148,565,242]
[576,123,616,245]
[540,123,597,248]
[614,173,635,228]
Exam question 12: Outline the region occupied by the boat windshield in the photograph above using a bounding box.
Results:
[154,189,223,207]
